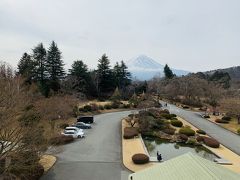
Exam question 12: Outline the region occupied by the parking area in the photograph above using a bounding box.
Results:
[41,111,132,180]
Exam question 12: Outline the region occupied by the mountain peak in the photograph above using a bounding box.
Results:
[126,54,190,80]
[127,55,164,69]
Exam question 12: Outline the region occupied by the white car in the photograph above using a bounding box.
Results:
[74,122,92,129]
[65,126,84,132]
[62,129,85,138]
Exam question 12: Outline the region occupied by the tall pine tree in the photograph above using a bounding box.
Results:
[46,41,65,91]
[97,54,115,96]
[113,60,131,89]
[17,52,34,83]
[164,64,175,79]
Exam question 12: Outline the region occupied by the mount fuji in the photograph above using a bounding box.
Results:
[126,55,190,80]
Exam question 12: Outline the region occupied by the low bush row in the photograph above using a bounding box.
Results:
[215,119,229,124]
[79,103,131,112]
[49,135,74,145]
[162,128,176,135]
[179,134,188,142]
[222,116,231,121]
[132,153,149,164]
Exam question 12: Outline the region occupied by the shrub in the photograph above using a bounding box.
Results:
[132,154,149,164]
[203,137,220,148]
[237,128,240,135]
[222,116,231,121]
[196,136,205,142]
[215,119,229,124]
[170,114,177,118]
[186,138,197,145]
[162,128,176,135]
[98,105,105,110]
[179,127,195,136]
[171,120,183,127]
[79,105,92,112]
[203,115,210,118]
[182,105,190,109]
[58,123,69,129]
[123,127,138,139]
[179,134,188,142]
[160,109,170,114]
[123,104,131,108]
[49,135,74,145]
[90,103,98,111]
[104,104,112,109]
[111,101,121,109]
[196,129,206,135]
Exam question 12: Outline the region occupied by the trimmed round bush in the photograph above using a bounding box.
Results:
[123,127,138,139]
[203,137,220,148]
[196,129,206,135]
[179,134,188,142]
[215,119,229,124]
[170,114,177,118]
[132,153,149,164]
[203,115,210,118]
[179,127,195,136]
[160,109,170,114]
[171,120,183,127]
[222,116,231,121]
[196,136,205,142]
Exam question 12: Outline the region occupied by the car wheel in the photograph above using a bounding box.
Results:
[78,135,81,138]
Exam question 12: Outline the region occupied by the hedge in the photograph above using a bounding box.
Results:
[203,137,220,148]
[179,127,195,136]
[196,129,206,135]
[215,119,229,124]
[132,154,149,164]
[171,120,183,127]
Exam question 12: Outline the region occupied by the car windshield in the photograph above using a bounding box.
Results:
[66,128,77,131]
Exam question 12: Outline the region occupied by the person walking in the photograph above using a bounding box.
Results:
[157,151,162,162]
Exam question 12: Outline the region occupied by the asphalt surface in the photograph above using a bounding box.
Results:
[161,101,240,155]
[41,111,133,180]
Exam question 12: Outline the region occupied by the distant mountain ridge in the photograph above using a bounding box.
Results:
[205,66,240,80]
[126,55,190,80]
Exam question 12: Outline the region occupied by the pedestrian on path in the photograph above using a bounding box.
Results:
[157,151,162,162]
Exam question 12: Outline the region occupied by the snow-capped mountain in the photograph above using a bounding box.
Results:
[127,55,190,80]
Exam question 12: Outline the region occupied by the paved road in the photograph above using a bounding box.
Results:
[41,111,132,180]
[161,102,240,155]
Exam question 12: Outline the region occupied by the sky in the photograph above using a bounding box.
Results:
[0,0,240,72]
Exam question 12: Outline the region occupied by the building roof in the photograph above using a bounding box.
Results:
[129,153,240,180]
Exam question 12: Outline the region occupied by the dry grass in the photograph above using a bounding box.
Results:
[39,155,57,172]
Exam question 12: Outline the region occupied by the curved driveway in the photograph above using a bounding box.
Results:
[41,111,132,180]
[162,102,240,155]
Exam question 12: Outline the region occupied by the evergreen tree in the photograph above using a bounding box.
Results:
[32,43,49,96]
[32,43,47,83]
[110,87,121,101]
[68,60,91,94]
[113,60,131,89]
[97,54,115,96]
[46,41,65,91]
[17,52,34,83]
[164,64,175,79]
